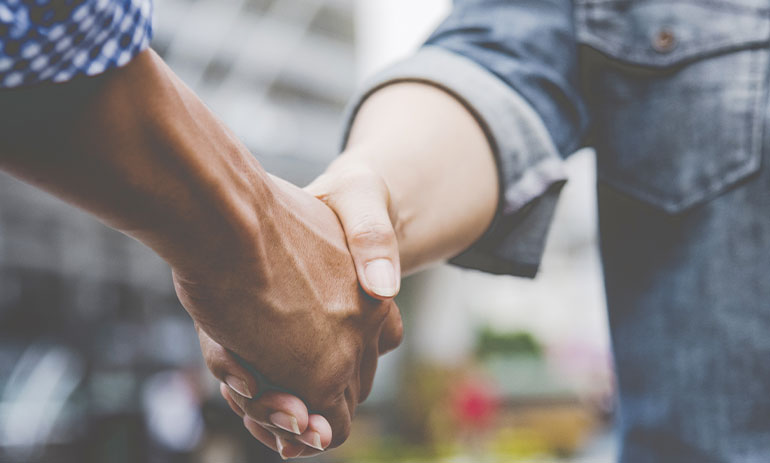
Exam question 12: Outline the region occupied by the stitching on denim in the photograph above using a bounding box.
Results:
[579,32,770,68]
[578,0,770,16]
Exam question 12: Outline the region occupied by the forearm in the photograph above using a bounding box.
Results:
[0,49,268,277]
[340,82,499,273]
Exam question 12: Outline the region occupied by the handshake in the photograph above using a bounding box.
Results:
[0,50,495,459]
[175,164,403,459]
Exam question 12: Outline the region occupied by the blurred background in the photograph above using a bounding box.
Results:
[0,0,616,461]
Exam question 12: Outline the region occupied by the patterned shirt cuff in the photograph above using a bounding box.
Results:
[0,0,153,88]
[339,46,567,277]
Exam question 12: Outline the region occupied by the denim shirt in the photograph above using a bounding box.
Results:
[342,0,770,461]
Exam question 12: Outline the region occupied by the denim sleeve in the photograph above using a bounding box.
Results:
[428,0,586,157]
[339,0,586,278]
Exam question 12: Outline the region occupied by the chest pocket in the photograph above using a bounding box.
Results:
[577,0,770,213]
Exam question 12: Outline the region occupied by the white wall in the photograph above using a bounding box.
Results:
[354,0,450,81]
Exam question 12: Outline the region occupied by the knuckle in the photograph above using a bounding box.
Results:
[320,360,355,397]
[378,307,404,355]
[369,300,392,328]
[358,387,371,404]
[311,385,342,411]
[339,340,363,373]
[358,364,377,404]
[335,162,382,188]
[391,319,404,348]
[349,221,394,247]
[201,346,228,375]
[242,400,267,423]
[309,368,349,408]
[315,163,382,204]
[392,311,405,345]
[331,421,351,448]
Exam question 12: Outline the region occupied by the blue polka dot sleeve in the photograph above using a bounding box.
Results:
[0,0,153,88]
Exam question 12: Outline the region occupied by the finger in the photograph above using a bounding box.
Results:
[228,389,309,436]
[220,382,245,418]
[378,302,404,355]
[228,388,327,458]
[276,435,306,460]
[196,326,258,400]
[306,167,401,300]
[242,416,307,460]
[220,378,309,438]
[198,326,313,437]
[242,417,308,460]
[243,416,279,452]
[297,413,332,452]
[320,394,353,449]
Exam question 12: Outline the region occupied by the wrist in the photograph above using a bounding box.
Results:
[338,82,499,271]
[0,47,277,289]
[141,125,276,280]
[116,52,276,278]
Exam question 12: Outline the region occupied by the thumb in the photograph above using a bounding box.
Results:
[306,167,401,300]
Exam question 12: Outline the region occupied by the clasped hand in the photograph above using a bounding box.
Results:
[173,169,401,458]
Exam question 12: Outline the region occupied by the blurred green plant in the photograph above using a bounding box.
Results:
[475,328,543,359]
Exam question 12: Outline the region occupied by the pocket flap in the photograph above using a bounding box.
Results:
[577,0,770,68]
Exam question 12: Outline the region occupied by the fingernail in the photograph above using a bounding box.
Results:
[298,431,325,451]
[276,435,289,460]
[225,376,252,399]
[364,258,397,298]
[270,411,300,435]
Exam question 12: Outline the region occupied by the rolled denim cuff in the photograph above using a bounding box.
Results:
[340,46,567,277]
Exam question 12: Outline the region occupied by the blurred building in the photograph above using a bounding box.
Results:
[153,0,356,185]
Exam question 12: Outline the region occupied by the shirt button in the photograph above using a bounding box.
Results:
[653,28,677,53]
